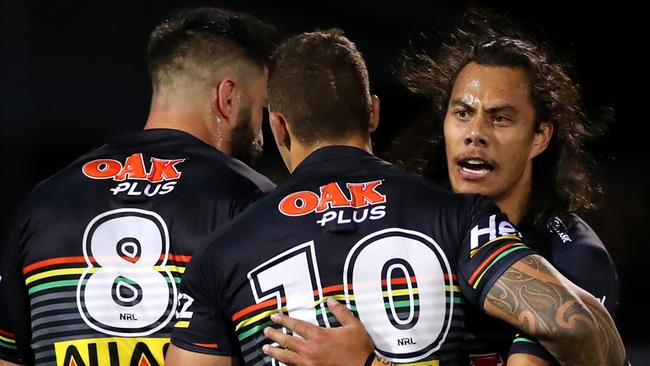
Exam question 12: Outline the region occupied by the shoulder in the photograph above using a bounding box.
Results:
[545,214,619,309]
[19,149,100,210]
[220,157,276,193]
[181,145,275,194]
[380,164,469,206]
[547,214,613,265]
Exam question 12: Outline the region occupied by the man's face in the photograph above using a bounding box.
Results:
[444,62,545,202]
[230,69,268,165]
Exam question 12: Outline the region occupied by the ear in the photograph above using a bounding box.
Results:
[530,121,554,159]
[270,111,293,171]
[368,95,380,133]
[215,78,236,123]
[269,111,291,150]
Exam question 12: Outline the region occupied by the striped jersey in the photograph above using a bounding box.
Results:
[0,129,274,365]
[170,146,535,366]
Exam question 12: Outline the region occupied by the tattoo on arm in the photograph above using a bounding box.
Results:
[484,255,625,366]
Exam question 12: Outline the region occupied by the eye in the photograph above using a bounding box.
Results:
[494,114,511,124]
[455,110,470,121]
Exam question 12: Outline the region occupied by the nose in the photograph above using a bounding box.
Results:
[464,119,488,146]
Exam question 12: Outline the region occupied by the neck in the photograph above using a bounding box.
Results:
[493,165,533,225]
[288,134,372,172]
[144,97,224,152]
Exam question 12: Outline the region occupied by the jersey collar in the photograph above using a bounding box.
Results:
[293,145,374,173]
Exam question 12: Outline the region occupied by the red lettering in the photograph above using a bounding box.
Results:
[348,180,386,207]
[148,158,185,183]
[278,180,387,217]
[115,154,148,181]
[316,183,350,213]
[82,155,185,183]
[82,159,122,179]
[279,191,320,216]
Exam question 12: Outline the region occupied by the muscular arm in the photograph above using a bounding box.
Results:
[165,344,239,366]
[484,254,625,366]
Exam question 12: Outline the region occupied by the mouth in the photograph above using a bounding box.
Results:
[456,158,495,179]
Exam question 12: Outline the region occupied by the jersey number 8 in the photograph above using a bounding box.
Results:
[77,208,177,337]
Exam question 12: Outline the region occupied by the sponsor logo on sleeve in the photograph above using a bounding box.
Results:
[547,216,572,243]
[470,214,520,250]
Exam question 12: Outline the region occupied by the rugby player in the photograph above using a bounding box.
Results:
[0,7,277,365]
[165,30,626,366]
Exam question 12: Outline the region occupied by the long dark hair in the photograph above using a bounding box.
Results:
[392,8,605,229]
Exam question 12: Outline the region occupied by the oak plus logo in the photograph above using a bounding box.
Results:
[278,180,387,226]
[82,153,185,197]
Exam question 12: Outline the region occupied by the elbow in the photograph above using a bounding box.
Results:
[540,297,626,365]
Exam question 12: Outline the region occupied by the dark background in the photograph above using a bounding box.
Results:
[1,0,647,362]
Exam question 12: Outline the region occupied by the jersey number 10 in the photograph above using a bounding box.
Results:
[248,228,455,364]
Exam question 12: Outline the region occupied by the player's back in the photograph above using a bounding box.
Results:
[174,146,533,366]
[1,128,274,365]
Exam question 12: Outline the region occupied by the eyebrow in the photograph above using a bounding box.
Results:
[485,104,519,115]
[450,99,519,115]
[449,99,475,111]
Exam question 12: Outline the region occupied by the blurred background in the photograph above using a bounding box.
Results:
[1,0,647,362]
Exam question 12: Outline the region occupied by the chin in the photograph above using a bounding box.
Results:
[452,180,495,197]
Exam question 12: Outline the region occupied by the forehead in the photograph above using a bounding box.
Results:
[451,62,531,105]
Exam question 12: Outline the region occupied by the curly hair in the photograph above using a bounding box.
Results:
[393,8,604,229]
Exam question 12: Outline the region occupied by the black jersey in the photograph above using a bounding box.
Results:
[170,146,535,366]
[0,129,275,365]
[464,214,619,366]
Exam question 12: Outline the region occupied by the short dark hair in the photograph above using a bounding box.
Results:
[268,29,371,145]
[147,7,279,88]
[395,8,605,228]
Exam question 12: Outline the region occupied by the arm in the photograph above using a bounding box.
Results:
[165,344,239,366]
[484,254,625,366]
[0,360,21,366]
[167,249,243,365]
[508,354,553,366]
[507,217,621,366]
[507,334,557,366]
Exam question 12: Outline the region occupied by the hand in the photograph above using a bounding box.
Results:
[261,297,374,366]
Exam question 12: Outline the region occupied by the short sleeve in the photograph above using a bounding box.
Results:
[170,253,240,357]
[457,196,536,309]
